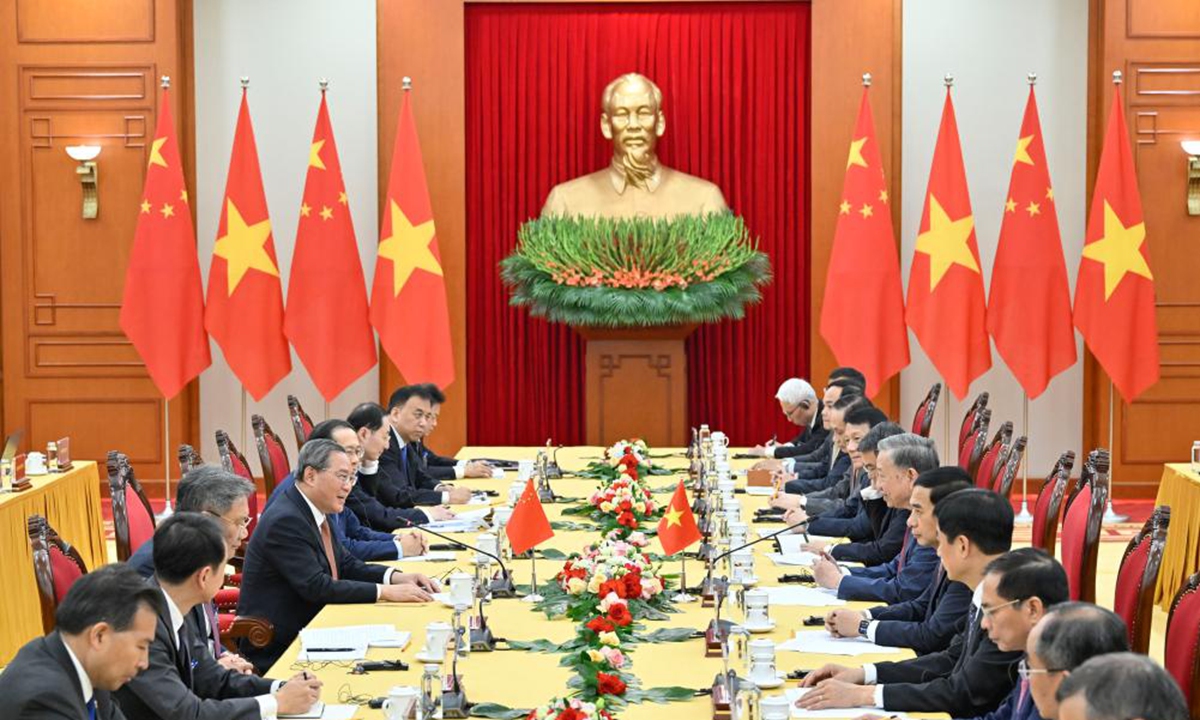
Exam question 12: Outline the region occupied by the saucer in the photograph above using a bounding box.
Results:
[748,672,786,689]
[413,650,445,663]
[742,618,776,634]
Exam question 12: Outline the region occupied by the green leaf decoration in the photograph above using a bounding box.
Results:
[470,702,531,719]
[634,627,699,644]
[625,686,697,704]
[539,548,567,560]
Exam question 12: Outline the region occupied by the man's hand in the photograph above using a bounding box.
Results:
[801,541,828,555]
[380,583,434,603]
[826,609,866,638]
[752,459,783,472]
[770,494,803,511]
[462,461,493,479]
[394,572,441,592]
[812,556,843,590]
[799,663,859,687]
[749,445,772,458]
[428,505,455,521]
[783,508,808,527]
[276,674,322,715]
[398,531,428,558]
[798,679,875,710]
[445,486,473,504]
[216,652,254,674]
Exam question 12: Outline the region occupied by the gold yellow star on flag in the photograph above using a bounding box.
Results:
[846,137,868,169]
[859,204,873,218]
[916,194,979,291]
[140,199,152,214]
[1014,135,1035,166]
[300,203,311,218]
[1026,202,1041,217]
[309,139,326,170]
[160,203,174,218]
[320,206,333,221]
[839,200,851,215]
[1082,201,1153,300]
[214,198,278,295]
[338,191,348,205]
[663,505,683,527]
[1005,198,1017,213]
[148,137,168,168]
[378,199,441,297]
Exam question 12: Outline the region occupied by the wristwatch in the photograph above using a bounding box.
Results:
[858,619,871,636]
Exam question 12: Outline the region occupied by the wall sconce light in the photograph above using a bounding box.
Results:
[1182,140,1200,216]
[65,145,101,219]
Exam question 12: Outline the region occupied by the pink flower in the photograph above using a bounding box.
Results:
[600,647,626,668]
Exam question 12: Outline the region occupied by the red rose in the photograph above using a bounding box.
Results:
[586,616,615,633]
[619,500,632,512]
[596,672,627,696]
[623,574,643,598]
[558,708,582,720]
[617,512,637,528]
[607,603,632,627]
[599,579,624,599]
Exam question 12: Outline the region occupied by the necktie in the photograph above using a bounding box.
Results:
[896,527,913,573]
[400,443,409,476]
[86,697,96,720]
[177,626,194,688]
[202,601,223,658]
[320,520,340,580]
[1016,678,1030,713]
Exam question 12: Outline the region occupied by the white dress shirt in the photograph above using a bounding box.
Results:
[62,638,94,708]
[296,486,396,595]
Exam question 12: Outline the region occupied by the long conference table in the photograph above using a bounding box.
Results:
[268,447,941,719]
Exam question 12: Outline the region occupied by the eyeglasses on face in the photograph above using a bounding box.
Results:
[1018,657,1065,679]
[980,597,1027,619]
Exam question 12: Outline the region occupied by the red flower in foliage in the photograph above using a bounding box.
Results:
[596,673,627,696]
[617,511,637,528]
[599,579,624,599]
[557,708,582,720]
[622,573,643,599]
[607,603,632,627]
[586,616,615,634]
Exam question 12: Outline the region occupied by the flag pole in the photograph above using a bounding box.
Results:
[1102,380,1128,523]
[673,553,697,603]
[942,383,952,466]
[521,550,544,603]
[156,397,175,520]
[240,388,249,455]
[324,401,330,421]
[1014,393,1034,524]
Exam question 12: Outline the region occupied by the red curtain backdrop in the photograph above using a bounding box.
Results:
[465,2,810,445]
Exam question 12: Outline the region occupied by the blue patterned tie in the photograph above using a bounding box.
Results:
[86,697,96,720]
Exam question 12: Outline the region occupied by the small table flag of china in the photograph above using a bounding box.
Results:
[658,481,702,556]
[507,479,554,556]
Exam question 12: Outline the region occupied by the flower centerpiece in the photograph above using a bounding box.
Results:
[576,439,670,482]
[586,476,658,535]
[526,697,615,720]
[556,531,669,621]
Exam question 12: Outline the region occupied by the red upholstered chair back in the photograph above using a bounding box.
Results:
[108,450,156,562]
[1059,450,1109,602]
[911,383,941,438]
[1115,507,1169,654]
[28,514,89,633]
[288,394,315,452]
[1167,573,1200,717]
[252,414,291,497]
[1032,460,1070,554]
[958,391,989,450]
[217,430,259,535]
[1065,448,1103,516]
[178,444,203,477]
[974,420,1012,489]
[994,435,1027,498]
[958,408,991,478]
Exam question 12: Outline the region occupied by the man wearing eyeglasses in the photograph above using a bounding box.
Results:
[1025,603,1130,720]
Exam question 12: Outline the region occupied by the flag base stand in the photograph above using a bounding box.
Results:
[1014,497,1034,525]
[704,618,735,657]
[711,671,740,720]
[1102,499,1128,524]
[673,591,699,604]
[155,498,175,522]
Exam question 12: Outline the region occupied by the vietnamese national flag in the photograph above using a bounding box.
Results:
[284,91,377,401]
[1073,84,1159,402]
[205,88,291,401]
[820,86,909,398]
[987,86,1077,399]
[507,479,554,555]
[906,88,991,400]
[370,89,455,388]
[657,481,702,556]
[120,86,211,399]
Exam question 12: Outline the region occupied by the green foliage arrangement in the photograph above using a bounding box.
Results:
[501,213,772,327]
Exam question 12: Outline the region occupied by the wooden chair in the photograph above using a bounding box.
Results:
[993,435,1027,498]
[216,430,259,535]
[957,407,991,478]
[958,391,989,451]
[252,414,291,498]
[28,514,89,633]
[1065,448,1103,516]
[178,444,203,476]
[1166,572,1200,718]
[1059,449,1109,602]
[1032,459,1071,554]
[974,420,1013,489]
[1114,507,1170,654]
[288,394,315,452]
[108,450,156,562]
[911,383,941,438]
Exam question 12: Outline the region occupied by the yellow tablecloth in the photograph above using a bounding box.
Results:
[268,447,937,719]
[0,461,107,665]
[1154,463,1200,609]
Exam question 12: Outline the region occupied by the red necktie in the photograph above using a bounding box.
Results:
[320,520,340,580]
[897,526,912,572]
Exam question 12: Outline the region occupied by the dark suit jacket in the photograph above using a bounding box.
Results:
[376,431,443,506]
[804,467,857,517]
[958,670,1043,720]
[417,442,458,481]
[126,538,226,663]
[807,472,873,540]
[876,602,1023,716]
[782,432,834,471]
[836,528,938,604]
[0,632,126,720]
[869,566,972,655]
[774,404,828,458]
[785,450,850,495]
[350,468,430,529]
[830,506,909,567]
[237,484,389,672]
[114,586,272,720]
[266,473,401,561]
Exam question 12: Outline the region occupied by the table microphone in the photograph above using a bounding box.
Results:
[708,519,810,566]
[397,515,514,594]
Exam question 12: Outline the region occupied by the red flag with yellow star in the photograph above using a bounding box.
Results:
[1073,85,1159,402]
[987,86,1077,399]
[284,91,377,401]
[205,88,291,400]
[120,86,211,399]
[657,481,702,556]
[820,86,909,397]
[370,89,454,387]
[906,88,991,400]
[506,478,554,555]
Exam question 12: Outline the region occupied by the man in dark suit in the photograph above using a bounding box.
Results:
[799,422,905,542]
[127,464,257,674]
[116,514,321,720]
[754,376,863,470]
[413,384,493,482]
[1025,603,1130,720]
[799,490,1023,718]
[1055,654,1187,720]
[803,405,888,517]
[347,401,453,526]
[748,377,822,458]
[0,564,162,719]
[377,384,475,507]
[237,439,438,673]
[822,467,974,655]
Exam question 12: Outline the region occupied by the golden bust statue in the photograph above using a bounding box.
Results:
[541,73,728,219]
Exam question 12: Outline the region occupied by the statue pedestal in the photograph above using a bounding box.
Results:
[576,324,697,447]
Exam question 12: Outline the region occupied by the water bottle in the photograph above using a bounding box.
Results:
[419,663,440,720]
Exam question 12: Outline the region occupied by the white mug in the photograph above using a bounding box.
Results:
[476,533,498,564]
[25,452,47,475]
[760,694,791,720]
[448,572,474,606]
[744,589,770,624]
[424,622,452,661]
[748,639,777,683]
[382,686,419,720]
[508,481,525,505]
[712,431,730,448]
[518,459,535,482]
[492,506,513,530]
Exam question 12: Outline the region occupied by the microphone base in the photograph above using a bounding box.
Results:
[704,618,735,657]
[699,576,728,608]
[441,677,471,719]
[489,573,518,599]
[711,671,740,719]
[468,619,496,652]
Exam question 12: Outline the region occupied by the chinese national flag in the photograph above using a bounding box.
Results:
[657,481,702,556]
[120,86,211,399]
[507,479,554,555]
[205,88,291,401]
[370,89,455,388]
[284,91,377,401]
[1073,86,1159,402]
[906,89,991,400]
[820,86,909,397]
[987,87,1077,399]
